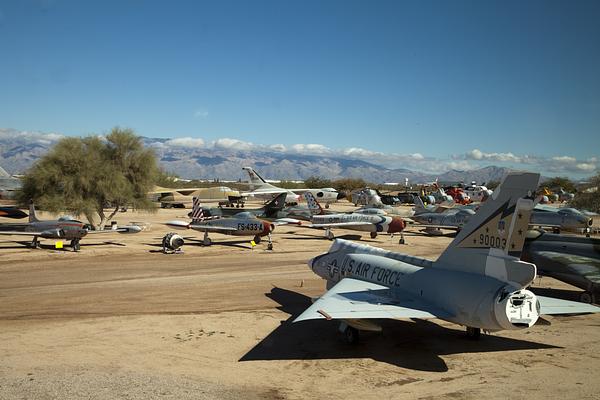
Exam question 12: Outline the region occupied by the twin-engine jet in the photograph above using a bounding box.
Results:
[0,202,141,251]
[166,197,276,246]
[302,192,406,241]
[294,172,600,343]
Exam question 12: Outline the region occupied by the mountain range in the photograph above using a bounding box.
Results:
[0,128,513,184]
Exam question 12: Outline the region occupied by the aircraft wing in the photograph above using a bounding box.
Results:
[189,224,238,232]
[0,231,44,236]
[241,189,288,196]
[87,226,142,234]
[411,224,460,231]
[273,218,303,225]
[308,222,374,228]
[537,296,600,315]
[294,278,452,323]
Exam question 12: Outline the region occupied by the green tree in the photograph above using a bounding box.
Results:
[304,176,333,188]
[543,176,577,193]
[18,127,158,228]
[570,173,600,213]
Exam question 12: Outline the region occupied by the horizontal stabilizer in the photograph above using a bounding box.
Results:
[537,296,600,315]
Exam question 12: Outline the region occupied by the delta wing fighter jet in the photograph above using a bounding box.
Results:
[522,230,600,303]
[166,197,275,247]
[302,192,406,241]
[294,172,600,343]
[0,202,141,251]
[242,167,343,206]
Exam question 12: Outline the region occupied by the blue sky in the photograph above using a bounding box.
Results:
[1,0,599,177]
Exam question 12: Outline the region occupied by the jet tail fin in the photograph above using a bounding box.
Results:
[191,197,207,222]
[413,195,427,214]
[264,193,287,213]
[242,167,271,190]
[303,191,325,215]
[0,166,9,178]
[28,200,39,223]
[434,172,540,287]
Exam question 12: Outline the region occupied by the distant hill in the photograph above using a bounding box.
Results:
[1,128,515,184]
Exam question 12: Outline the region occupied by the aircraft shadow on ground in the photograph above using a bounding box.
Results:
[282,233,377,242]
[0,240,125,250]
[530,287,583,302]
[239,287,560,372]
[402,230,457,238]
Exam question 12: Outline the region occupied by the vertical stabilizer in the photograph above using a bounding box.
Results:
[303,192,325,215]
[413,195,428,215]
[0,166,9,178]
[191,197,206,222]
[434,172,540,287]
[242,167,272,190]
[28,200,40,223]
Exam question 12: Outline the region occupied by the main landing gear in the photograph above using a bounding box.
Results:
[325,228,335,240]
[30,236,40,249]
[466,326,481,340]
[203,231,212,246]
[339,322,360,345]
[70,239,81,252]
[370,232,378,239]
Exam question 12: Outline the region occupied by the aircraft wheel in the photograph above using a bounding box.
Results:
[325,203,330,209]
[326,230,335,240]
[579,291,595,304]
[370,232,377,239]
[253,235,262,244]
[466,326,481,340]
[342,326,360,345]
[203,238,212,246]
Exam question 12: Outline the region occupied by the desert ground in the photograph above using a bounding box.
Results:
[1,201,599,400]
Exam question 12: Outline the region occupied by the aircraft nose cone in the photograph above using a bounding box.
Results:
[388,217,406,233]
[261,220,274,236]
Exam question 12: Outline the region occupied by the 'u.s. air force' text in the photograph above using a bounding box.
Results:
[327,257,405,287]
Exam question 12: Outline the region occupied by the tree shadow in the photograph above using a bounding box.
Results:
[239,287,560,371]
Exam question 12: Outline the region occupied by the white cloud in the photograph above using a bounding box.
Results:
[165,137,205,148]
[269,144,286,152]
[575,163,597,172]
[193,109,209,119]
[410,153,425,160]
[465,149,521,162]
[213,138,254,150]
[342,147,378,157]
[552,155,577,163]
[290,143,331,154]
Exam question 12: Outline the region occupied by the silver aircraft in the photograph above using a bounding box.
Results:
[0,166,22,200]
[409,195,475,235]
[302,192,406,241]
[166,197,276,247]
[294,172,600,343]
[242,167,342,207]
[0,202,141,251]
[522,230,600,304]
[530,205,593,233]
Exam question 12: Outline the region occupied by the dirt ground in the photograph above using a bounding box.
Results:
[1,202,599,399]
